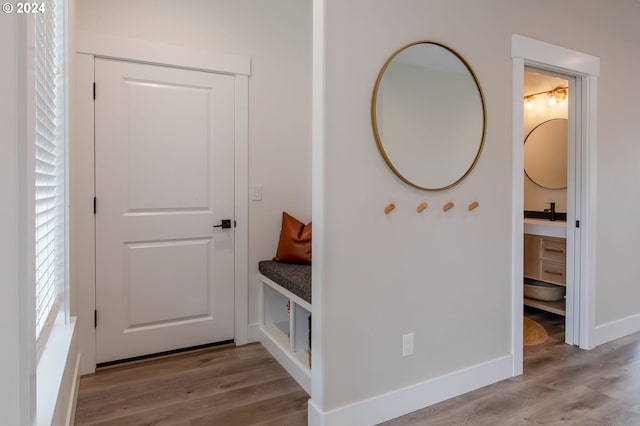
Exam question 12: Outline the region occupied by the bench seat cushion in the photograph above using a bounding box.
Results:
[259,260,311,304]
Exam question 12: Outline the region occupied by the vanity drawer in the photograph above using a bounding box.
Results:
[540,260,566,286]
[539,237,566,262]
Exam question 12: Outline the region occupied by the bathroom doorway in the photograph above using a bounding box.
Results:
[511,34,600,376]
[522,69,570,346]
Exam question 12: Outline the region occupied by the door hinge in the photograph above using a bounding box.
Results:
[94,310,97,328]
[576,220,580,228]
[93,82,96,100]
[93,197,97,214]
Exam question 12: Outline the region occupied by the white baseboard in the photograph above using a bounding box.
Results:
[308,355,513,426]
[308,399,324,426]
[593,312,640,347]
[247,322,261,344]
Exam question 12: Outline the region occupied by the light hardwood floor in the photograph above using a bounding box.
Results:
[75,309,640,425]
[383,308,640,425]
[74,343,308,425]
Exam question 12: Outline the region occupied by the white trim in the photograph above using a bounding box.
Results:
[593,312,640,347]
[258,272,312,313]
[311,0,326,416]
[247,322,262,343]
[511,35,599,77]
[3,11,36,424]
[64,353,81,426]
[75,52,96,374]
[308,400,323,426]
[23,12,38,423]
[564,75,579,345]
[75,35,250,372]
[234,74,249,346]
[77,31,250,76]
[36,316,77,426]
[511,34,600,356]
[580,75,599,350]
[510,56,525,376]
[249,273,265,345]
[308,355,512,426]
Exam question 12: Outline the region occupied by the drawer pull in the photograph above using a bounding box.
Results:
[543,248,564,253]
[543,270,564,276]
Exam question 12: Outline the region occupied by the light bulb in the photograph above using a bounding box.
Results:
[524,96,534,110]
[547,87,567,106]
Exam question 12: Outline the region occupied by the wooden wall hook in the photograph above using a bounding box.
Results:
[443,202,454,212]
[384,203,396,215]
[468,201,479,211]
[416,202,428,213]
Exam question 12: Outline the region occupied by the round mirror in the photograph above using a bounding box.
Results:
[524,118,567,189]
[372,41,486,191]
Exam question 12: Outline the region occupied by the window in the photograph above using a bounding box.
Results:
[34,0,66,355]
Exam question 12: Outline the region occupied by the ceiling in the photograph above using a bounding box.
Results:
[524,71,568,97]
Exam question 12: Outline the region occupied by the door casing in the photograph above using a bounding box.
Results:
[74,31,250,374]
[511,34,600,376]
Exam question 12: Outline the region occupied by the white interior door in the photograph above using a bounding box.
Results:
[95,58,235,363]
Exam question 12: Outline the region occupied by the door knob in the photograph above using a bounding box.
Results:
[213,219,232,229]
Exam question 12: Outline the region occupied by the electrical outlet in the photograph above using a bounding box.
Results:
[402,333,414,357]
[252,185,263,201]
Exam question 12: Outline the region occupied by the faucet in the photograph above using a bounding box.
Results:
[544,202,556,221]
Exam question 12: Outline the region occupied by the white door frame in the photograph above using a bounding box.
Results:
[74,31,250,374]
[511,34,600,375]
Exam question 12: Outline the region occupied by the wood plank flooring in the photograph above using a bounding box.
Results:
[382,308,640,425]
[74,343,308,425]
[75,309,640,425]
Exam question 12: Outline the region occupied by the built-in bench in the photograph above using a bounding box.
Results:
[258,261,311,305]
[257,260,312,394]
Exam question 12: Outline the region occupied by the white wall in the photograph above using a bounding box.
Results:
[316,0,640,419]
[75,0,312,331]
[590,2,640,327]
[0,12,31,425]
[68,0,640,422]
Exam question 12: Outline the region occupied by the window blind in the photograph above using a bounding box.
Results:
[34,0,64,342]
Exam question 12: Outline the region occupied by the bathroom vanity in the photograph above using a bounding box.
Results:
[523,218,567,316]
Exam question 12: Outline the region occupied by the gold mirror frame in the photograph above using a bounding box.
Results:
[371,41,487,191]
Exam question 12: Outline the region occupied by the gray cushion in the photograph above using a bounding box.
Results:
[259,260,311,304]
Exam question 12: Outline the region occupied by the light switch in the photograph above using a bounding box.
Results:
[402,333,414,357]
[252,185,263,201]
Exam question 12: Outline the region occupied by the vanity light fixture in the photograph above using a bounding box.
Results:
[523,86,568,109]
[524,95,535,110]
[547,86,567,105]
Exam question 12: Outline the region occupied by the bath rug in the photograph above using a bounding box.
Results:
[524,317,548,346]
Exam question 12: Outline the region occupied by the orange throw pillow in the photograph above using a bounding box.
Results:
[273,212,312,264]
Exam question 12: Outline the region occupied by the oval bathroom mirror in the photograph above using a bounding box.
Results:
[372,41,486,191]
[524,118,567,189]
